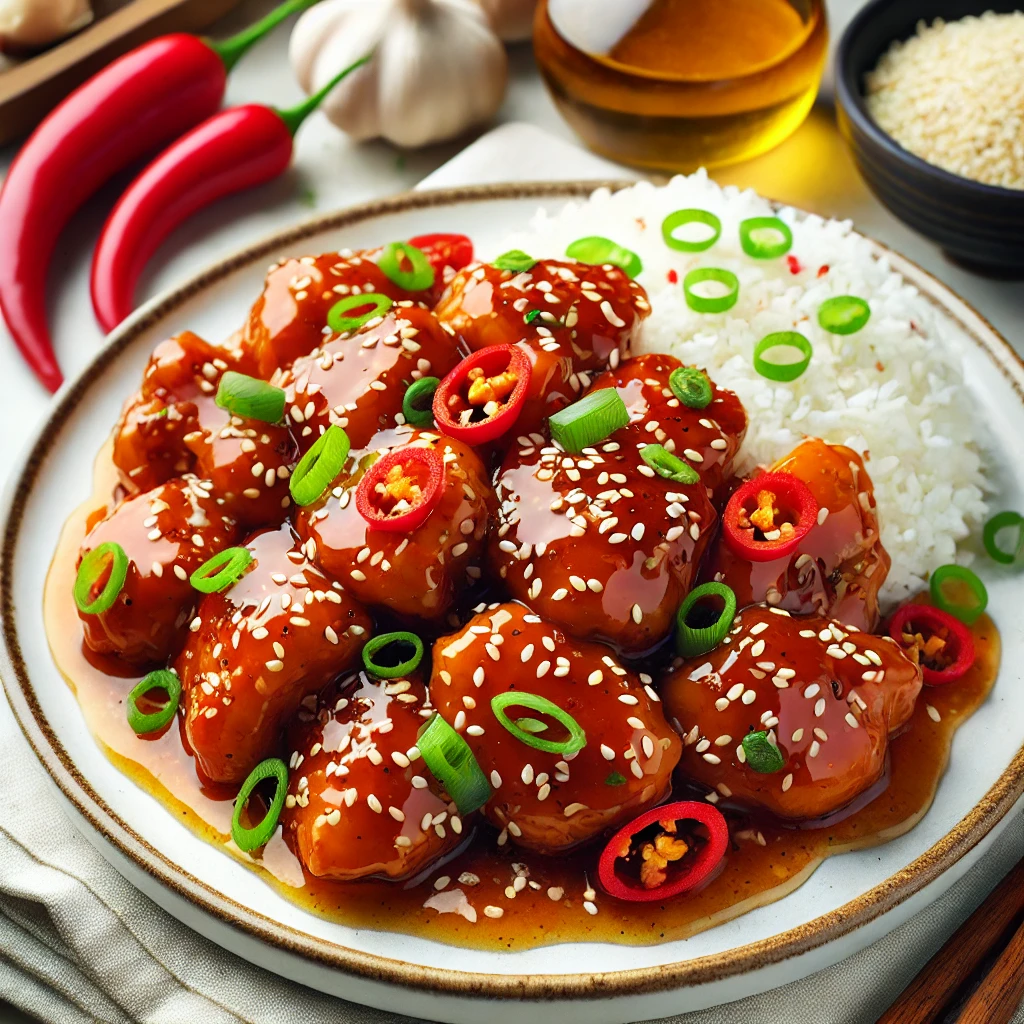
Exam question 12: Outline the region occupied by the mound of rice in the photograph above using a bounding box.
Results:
[499,172,989,607]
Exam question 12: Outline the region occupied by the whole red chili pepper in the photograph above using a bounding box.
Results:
[90,55,370,336]
[0,0,315,393]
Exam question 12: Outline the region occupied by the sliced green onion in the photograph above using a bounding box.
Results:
[126,669,181,735]
[214,371,285,423]
[379,241,435,291]
[327,293,394,333]
[818,296,871,335]
[742,731,785,774]
[549,389,629,453]
[675,582,736,658]
[74,542,129,615]
[289,425,351,507]
[490,691,586,755]
[661,209,722,252]
[930,565,988,625]
[669,366,713,409]
[983,511,1024,565]
[753,331,813,382]
[683,268,739,314]
[402,377,439,428]
[231,758,288,852]
[641,444,700,485]
[190,547,253,594]
[493,249,538,273]
[362,631,424,679]
[524,308,564,328]
[605,771,628,786]
[739,217,793,259]
[566,236,643,279]
[418,713,492,815]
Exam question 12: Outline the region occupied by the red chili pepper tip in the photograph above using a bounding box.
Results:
[888,603,975,686]
[723,472,819,563]
[432,344,532,445]
[598,800,729,903]
[355,446,445,534]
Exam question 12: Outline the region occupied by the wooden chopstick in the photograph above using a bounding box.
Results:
[877,854,1024,1024]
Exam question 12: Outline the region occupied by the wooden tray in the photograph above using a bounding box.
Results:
[0,0,244,146]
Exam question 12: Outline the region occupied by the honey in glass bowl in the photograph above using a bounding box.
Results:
[534,0,828,172]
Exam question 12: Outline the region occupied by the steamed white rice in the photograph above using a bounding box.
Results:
[500,172,990,607]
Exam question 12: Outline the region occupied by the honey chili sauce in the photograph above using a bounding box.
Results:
[45,464,1000,948]
[277,306,464,453]
[240,249,430,378]
[661,605,923,820]
[703,439,891,632]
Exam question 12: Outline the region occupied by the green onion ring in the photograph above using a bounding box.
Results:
[231,758,289,852]
[214,371,286,423]
[327,293,394,334]
[930,565,988,625]
[402,377,439,428]
[983,511,1024,565]
[289,425,351,507]
[74,542,129,615]
[190,547,253,594]
[641,444,700,485]
[492,249,538,273]
[565,236,643,279]
[739,217,793,259]
[378,241,435,291]
[418,713,492,815]
[490,691,587,755]
[675,582,737,658]
[549,388,630,454]
[683,268,740,314]
[818,296,871,335]
[669,366,713,409]
[742,731,785,774]
[753,331,813,382]
[661,209,722,252]
[362,631,425,679]
[126,669,181,735]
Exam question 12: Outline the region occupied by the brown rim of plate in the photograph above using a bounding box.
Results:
[2,181,1023,1001]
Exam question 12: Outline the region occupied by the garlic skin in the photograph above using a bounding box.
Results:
[290,0,508,149]
[474,0,537,42]
[0,0,93,49]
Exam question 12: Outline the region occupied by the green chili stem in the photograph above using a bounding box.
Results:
[276,54,374,136]
[211,0,319,73]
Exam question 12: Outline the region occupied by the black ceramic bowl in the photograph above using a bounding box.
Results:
[836,0,1024,273]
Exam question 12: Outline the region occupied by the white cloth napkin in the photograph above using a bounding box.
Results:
[2,123,1023,1024]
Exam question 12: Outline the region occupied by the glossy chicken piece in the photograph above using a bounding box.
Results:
[587,353,748,499]
[430,603,681,854]
[281,672,462,881]
[296,427,495,623]
[434,260,652,438]
[277,306,463,453]
[661,605,922,821]
[77,476,236,665]
[185,417,297,529]
[240,250,428,378]
[176,523,370,784]
[112,332,242,494]
[489,408,719,653]
[704,439,890,631]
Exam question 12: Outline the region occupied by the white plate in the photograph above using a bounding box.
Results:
[3,183,1024,1024]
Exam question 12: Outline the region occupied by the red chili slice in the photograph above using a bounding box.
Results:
[407,233,474,277]
[355,446,444,533]
[432,344,532,445]
[888,603,975,686]
[723,472,819,563]
[598,800,729,903]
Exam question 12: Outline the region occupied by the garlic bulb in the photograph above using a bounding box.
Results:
[0,0,92,49]
[473,0,537,42]
[290,0,508,149]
